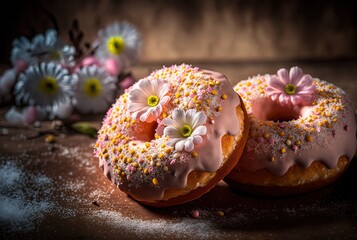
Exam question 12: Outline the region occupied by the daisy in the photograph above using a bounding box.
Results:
[162,108,207,152]
[73,65,116,114]
[94,21,141,68]
[11,36,34,66]
[266,66,316,106]
[14,62,76,111]
[32,29,76,66]
[128,79,170,122]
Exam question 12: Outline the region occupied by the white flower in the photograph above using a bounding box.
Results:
[73,65,116,114]
[5,106,45,125]
[49,98,74,119]
[14,62,76,111]
[162,108,207,152]
[128,79,170,122]
[94,21,141,68]
[0,68,17,97]
[32,29,76,66]
[11,36,34,66]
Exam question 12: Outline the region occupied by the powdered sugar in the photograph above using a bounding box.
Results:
[0,160,53,232]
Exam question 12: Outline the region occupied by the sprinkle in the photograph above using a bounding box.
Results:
[263,133,270,139]
[191,152,198,158]
[45,134,56,143]
[295,140,302,146]
[211,89,217,95]
[292,145,298,152]
[132,162,138,168]
[216,211,224,217]
[221,94,227,100]
[152,178,159,185]
[268,138,274,144]
[271,156,275,162]
[285,139,292,146]
[306,135,313,142]
[144,168,149,174]
[192,210,200,218]
[280,147,286,154]
[163,166,169,171]
[217,106,222,111]
[279,131,285,137]
[173,153,180,158]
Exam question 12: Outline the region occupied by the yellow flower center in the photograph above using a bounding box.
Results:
[107,36,125,55]
[84,78,103,97]
[147,95,159,107]
[284,84,296,95]
[38,76,59,95]
[180,124,192,137]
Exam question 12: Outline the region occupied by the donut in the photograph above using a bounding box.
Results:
[225,66,356,196]
[94,64,249,207]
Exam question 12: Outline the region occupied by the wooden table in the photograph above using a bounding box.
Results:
[1,61,357,239]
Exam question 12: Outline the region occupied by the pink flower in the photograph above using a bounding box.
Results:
[266,66,316,106]
[104,58,122,76]
[128,79,170,122]
[119,75,135,89]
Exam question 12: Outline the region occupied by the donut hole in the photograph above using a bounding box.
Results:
[251,97,300,122]
[130,121,158,142]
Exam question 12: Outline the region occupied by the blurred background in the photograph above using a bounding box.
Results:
[2,0,357,62]
[1,0,357,86]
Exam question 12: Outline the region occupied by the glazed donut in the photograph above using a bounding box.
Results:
[94,64,249,207]
[225,66,356,196]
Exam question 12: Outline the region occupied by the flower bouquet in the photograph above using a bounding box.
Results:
[0,20,142,128]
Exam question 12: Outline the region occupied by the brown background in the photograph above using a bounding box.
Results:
[1,0,357,64]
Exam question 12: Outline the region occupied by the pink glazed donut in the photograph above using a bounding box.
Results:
[94,64,249,207]
[225,66,356,196]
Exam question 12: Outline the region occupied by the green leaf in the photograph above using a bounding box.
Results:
[71,122,98,138]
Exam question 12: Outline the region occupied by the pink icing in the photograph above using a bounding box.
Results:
[95,64,242,201]
[234,74,356,176]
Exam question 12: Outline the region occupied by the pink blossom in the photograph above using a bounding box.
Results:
[15,59,28,73]
[119,75,135,89]
[104,58,122,76]
[266,66,316,106]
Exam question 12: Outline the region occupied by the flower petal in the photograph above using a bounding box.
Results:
[162,117,175,126]
[193,135,202,144]
[277,68,289,84]
[192,112,207,128]
[192,125,207,136]
[175,140,186,151]
[186,109,197,126]
[184,138,194,152]
[139,108,153,122]
[267,76,285,90]
[159,82,170,97]
[164,126,181,138]
[172,108,185,126]
[159,95,170,106]
[289,66,303,85]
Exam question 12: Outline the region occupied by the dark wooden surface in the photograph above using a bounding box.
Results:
[1,61,357,239]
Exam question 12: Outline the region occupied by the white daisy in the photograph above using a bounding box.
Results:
[94,21,141,68]
[32,29,76,66]
[162,108,207,152]
[128,79,170,123]
[11,36,34,66]
[73,65,116,114]
[14,62,76,111]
